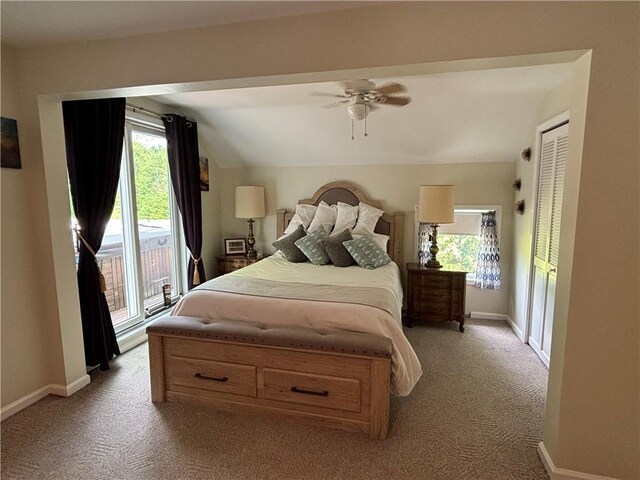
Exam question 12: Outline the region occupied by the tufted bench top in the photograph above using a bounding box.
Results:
[147,316,392,359]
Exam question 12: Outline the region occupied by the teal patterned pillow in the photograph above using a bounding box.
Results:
[294,225,330,265]
[342,236,391,269]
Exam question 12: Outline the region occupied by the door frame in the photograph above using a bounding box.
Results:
[523,111,570,348]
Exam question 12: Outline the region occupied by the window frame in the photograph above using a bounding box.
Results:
[415,204,502,285]
[111,114,186,334]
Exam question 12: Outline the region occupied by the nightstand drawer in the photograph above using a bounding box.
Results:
[216,255,270,277]
[414,274,453,289]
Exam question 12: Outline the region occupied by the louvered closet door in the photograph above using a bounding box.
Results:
[529,123,569,367]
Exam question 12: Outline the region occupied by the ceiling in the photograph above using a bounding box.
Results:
[152,63,572,169]
[1,1,378,46]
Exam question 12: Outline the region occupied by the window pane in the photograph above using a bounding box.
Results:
[131,131,176,311]
[438,234,480,273]
[96,189,134,326]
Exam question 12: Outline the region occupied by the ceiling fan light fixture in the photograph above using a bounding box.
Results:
[347,102,370,121]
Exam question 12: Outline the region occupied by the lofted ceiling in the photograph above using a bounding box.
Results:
[152,63,572,169]
[1,1,379,46]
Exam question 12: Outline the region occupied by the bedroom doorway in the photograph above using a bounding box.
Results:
[526,114,569,367]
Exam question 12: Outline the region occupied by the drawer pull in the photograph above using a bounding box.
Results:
[194,373,229,383]
[290,386,329,397]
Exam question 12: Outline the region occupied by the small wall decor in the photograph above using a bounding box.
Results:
[515,199,525,215]
[1,117,22,169]
[521,147,531,161]
[512,178,522,191]
[224,237,247,256]
[199,156,209,191]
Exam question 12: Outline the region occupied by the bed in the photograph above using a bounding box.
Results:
[147,181,422,438]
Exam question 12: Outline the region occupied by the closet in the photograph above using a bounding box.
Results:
[528,122,569,367]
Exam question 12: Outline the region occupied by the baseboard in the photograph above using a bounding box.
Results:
[49,374,91,397]
[538,442,621,480]
[470,311,508,321]
[118,328,148,354]
[0,385,51,421]
[1,374,91,422]
[505,314,525,342]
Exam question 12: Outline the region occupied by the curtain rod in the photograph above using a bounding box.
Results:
[125,102,196,123]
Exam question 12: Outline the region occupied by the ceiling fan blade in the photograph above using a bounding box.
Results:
[321,100,349,108]
[376,82,407,95]
[382,96,411,106]
[340,79,376,93]
[311,92,349,98]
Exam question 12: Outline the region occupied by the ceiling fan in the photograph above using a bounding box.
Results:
[312,79,412,139]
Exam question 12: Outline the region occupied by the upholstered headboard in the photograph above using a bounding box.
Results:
[276,181,404,264]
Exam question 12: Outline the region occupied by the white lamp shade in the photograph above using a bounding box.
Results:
[235,186,265,219]
[418,185,455,224]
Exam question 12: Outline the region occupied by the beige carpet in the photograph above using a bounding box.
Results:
[1,319,549,480]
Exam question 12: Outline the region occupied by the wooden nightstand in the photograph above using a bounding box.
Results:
[406,263,467,332]
[216,255,267,276]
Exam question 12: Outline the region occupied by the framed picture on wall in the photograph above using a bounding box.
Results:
[224,237,247,256]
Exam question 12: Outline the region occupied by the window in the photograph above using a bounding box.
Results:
[435,207,501,282]
[72,117,184,334]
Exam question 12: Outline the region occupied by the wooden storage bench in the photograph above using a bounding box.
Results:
[147,316,393,438]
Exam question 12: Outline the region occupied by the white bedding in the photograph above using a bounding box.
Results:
[172,255,422,396]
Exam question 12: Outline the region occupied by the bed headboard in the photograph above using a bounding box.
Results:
[276,181,404,264]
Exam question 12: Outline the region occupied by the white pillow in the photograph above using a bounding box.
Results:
[284,204,317,235]
[307,201,337,233]
[353,233,390,252]
[352,202,384,236]
[331,202,359,236]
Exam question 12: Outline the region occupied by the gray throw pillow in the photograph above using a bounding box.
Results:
[342,236,392,269]
[272,224,308,263]
[295,225,330,265]
[319,229,356,267]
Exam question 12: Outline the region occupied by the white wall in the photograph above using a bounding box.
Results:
[508,76,572,337]
[1,45,67,406]
[216,162,514,315]
[1,3,638,478]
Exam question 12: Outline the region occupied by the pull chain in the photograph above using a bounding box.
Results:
[351,119,355,140]
[364,112,368,138]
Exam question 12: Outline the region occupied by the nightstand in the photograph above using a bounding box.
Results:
[406,263,467,332]
[216,255,267,276]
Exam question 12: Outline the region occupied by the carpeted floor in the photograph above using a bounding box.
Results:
[1,319,549,480]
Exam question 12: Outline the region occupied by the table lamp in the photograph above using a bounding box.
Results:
[418,185,455,269]
[235,186,265,258]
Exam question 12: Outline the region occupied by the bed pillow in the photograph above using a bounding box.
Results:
[272,224,308,263]
[342,236,392,270]
[294,225,330,265]
[307,201,337,234]
[353,232,390,252]
[352,202,384,236]
[331,202,359,236]
[284,204,317,235]
[319,229,356,267]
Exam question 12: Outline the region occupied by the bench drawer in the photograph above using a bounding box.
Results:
[167,356,257,398]
[263,368,361,413]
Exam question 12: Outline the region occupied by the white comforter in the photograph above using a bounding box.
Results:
[172,255,422,396]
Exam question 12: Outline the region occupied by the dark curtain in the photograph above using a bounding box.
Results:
[63,98,125,370]
[163,114,205,289]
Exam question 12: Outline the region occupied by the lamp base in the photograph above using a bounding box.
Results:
[426,223,443,269]
[425,259,443,269]
[246,219,257,258]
